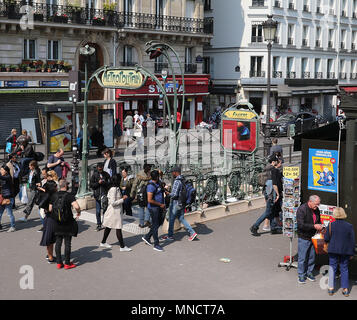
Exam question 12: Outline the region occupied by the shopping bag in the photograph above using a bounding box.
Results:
[133,129,142,137]
[312,232,328,255]
[5,142,12,154]
[20,185,28,204]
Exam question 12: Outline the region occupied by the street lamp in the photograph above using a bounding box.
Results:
[161,69,168,129]
[262,15,278,157]
[77,44,95,198]
[145,41,186,165]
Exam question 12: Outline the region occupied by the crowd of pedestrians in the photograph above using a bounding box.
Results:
[0,136,199,268]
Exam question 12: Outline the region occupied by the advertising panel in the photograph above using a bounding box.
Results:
[49,112,72,153]
[308,148,338,193]
[221,109,258,154]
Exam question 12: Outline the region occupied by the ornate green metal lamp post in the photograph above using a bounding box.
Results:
[77,44,95,198]
[145,41,186,165]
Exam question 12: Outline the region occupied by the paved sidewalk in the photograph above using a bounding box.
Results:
[0,204,356,300]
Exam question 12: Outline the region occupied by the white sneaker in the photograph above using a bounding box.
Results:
[7,227,16,233]
[262,227,271,232]
[99,243,112,249]
[120,246,132,252]
[18,217,27,222]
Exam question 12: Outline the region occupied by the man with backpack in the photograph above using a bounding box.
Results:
[141,170,166,252]
[130,163,152,228]
[161,166,198,242]
[50,179,81,269]
[250,155,283,236]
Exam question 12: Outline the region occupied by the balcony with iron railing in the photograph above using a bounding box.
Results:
[327,72,335,79]
[339,72,347,80]
[302,71,311,79]
[251,0,265,7]
[251,36,263,43]
[0,2,214,35]
[351,73,357,80]
[286,71,296,79]
[249,70,266,78]
[315,72,323,79]
[273,71,282,78]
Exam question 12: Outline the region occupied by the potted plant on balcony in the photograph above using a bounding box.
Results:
[0,64,6,72]
[6,0,21,20]
[93,16,105,26]
[68,0,83,24]
[103,1,116,26]
[18,63,26,72]
[63,62,72,72]
[9,64,18,72]
[34,11,44,22]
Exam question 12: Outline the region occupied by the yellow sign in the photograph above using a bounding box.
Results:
[101,69,144,89]
[224,110,256,120]
[283,167,300,179]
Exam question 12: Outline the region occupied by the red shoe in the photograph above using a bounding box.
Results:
[57,263,64,269]
[64,263,77,270]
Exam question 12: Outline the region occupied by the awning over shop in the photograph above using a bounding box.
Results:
[116,75,210,98]
[340,87,357,93]
[277,85,338,97]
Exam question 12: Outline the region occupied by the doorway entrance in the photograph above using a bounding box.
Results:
[249,97,262,114]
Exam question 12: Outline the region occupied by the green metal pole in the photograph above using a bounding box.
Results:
[77,60,91,198]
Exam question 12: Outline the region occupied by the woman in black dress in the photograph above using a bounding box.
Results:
[38,179,58,263]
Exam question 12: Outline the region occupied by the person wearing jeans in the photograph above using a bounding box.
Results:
[0,198,15,232]
[0,165,16,232]
[161,166,197,242]
[296,195,324,284]
[250,156,282,236]
[251,198,279,233]
[324,207,355,297]
[297,237,316,281]
[142,170,165,252]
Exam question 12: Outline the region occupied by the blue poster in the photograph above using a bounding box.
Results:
[308,148,338,193]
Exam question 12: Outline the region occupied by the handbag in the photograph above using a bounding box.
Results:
[20,185,28,204]
[312,223,331,255]
[0,194,11,206]
[133,129,142,137]
[101,194,108,214]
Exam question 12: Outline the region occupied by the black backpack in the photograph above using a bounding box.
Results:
[185,180,196,206]
[177,177,188,208]
[137,182,149,207]
[34,152,44,162]
[52,193,71,224]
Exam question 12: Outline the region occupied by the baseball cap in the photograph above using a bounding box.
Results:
[170,166,181,173]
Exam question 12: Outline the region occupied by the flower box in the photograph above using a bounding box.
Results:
[92,18,105,26]
[53,15,68,23]
[34,13,44,22]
